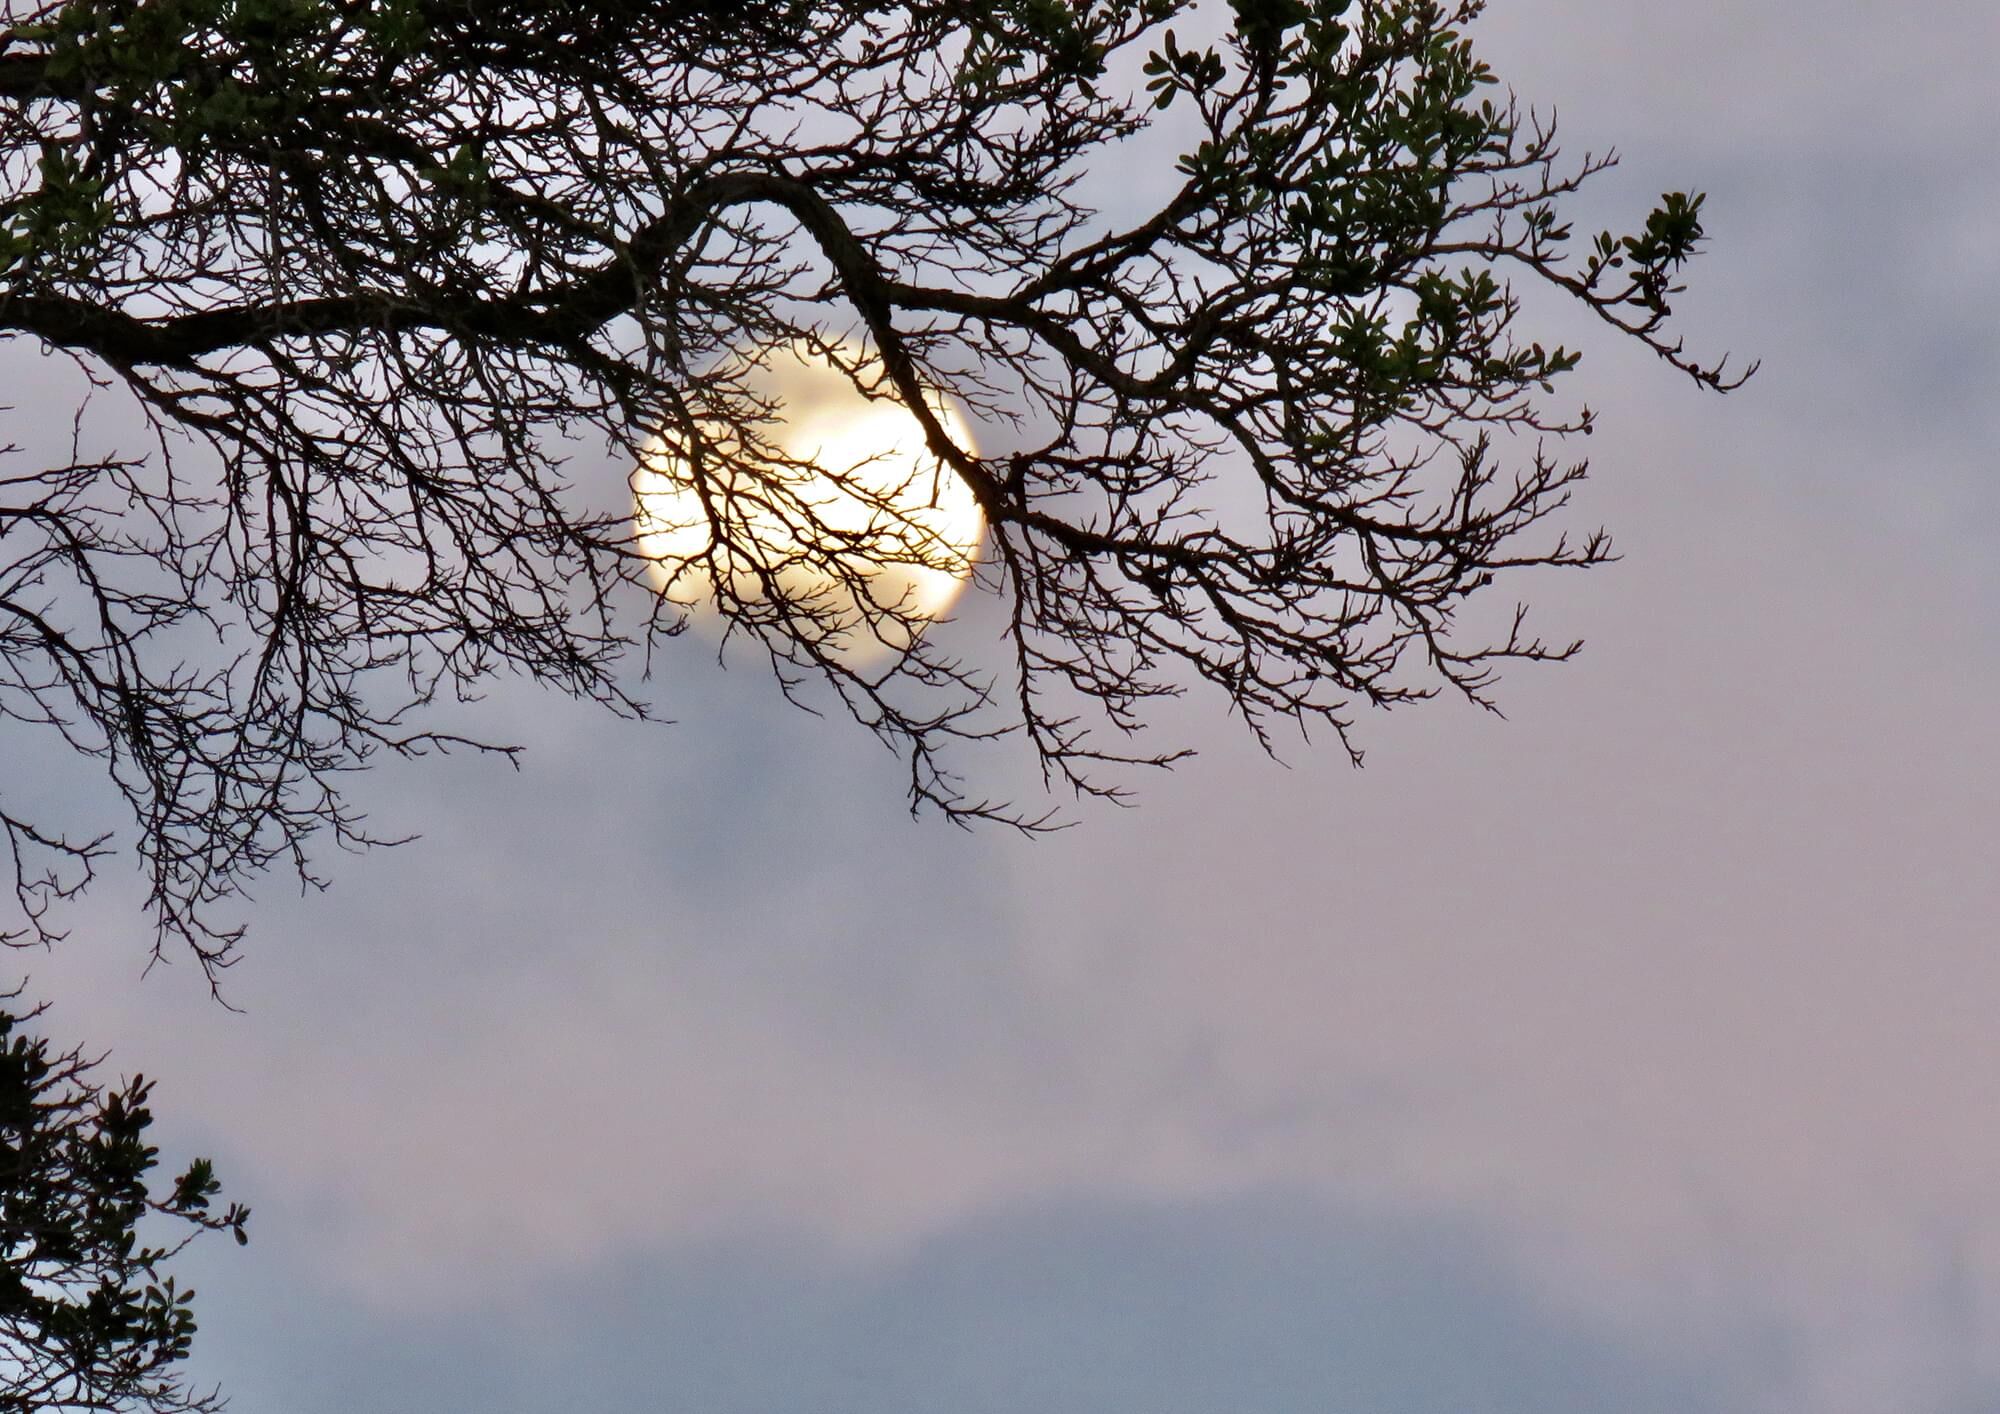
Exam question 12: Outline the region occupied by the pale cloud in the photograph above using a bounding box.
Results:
[35,370,2000,1414]
[1473,0,2000,156]
[13,3,2000,1411]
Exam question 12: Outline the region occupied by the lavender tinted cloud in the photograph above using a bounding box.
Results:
[13,2,2000,1410]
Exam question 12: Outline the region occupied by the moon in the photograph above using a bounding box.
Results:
[632,340,984,660]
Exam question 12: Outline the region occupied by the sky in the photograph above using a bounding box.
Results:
[8,1,2000,1410]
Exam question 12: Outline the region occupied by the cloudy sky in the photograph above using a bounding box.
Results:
[11,1,2000,1410]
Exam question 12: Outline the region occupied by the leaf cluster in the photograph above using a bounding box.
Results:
[0,1002,245,1413]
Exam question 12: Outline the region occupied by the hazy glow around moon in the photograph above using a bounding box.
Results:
[632,340,983,656]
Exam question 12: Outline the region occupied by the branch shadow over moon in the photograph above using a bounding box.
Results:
[632,338,984,666]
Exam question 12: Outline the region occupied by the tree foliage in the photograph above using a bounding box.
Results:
[0,998,246,1413]
[0,0,1746,971]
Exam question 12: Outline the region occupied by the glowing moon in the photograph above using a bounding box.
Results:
[632,340,983,658]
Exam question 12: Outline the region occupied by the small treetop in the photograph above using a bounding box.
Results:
[0,998,248,1412]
